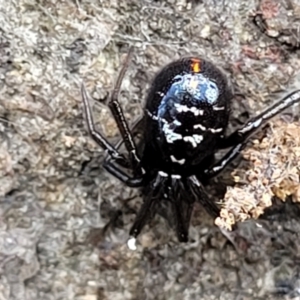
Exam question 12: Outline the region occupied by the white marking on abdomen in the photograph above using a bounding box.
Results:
[183,136,197,147]
[162,122,183,143]
[170,155,186,165]
[213,106,225,111]
[183,134,203,148]
[173,119,182,126]
[146,109,158,120]
[156,91,165,97]
[194,124,207,131]
[209,128,223,133]
[174,103,204,116]
[193,134,203,144]
[158,171,168,177]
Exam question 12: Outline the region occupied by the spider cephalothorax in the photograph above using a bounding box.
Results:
[81,48,300,248]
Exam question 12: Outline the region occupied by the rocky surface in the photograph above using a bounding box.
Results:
[1,0,300,299]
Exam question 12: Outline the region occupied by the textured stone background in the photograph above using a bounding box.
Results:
[1,0,300,299]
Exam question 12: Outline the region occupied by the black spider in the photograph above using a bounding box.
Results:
[81,48,300,249]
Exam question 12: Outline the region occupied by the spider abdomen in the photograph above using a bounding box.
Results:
[143,57,233,174]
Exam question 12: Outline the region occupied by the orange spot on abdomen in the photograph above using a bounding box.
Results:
[191,58,201,73]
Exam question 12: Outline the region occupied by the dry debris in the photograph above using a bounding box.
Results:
[216,118,300,230]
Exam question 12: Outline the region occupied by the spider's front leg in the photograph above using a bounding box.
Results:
[102,116,145,188]
[81,84,129,167]
[102,160,144,187]
[107,47,144,177]
[205,90,300,178]
[81,84,144,187]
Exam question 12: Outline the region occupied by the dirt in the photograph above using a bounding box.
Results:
[1,0,300,299]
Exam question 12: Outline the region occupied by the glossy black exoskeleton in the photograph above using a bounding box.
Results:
[142,58,232,179]
[81,49,300,248]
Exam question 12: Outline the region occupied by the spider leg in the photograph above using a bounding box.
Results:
[188,176,220,217]
[171,178,193,242]
[103,160,143,188]
[173,202,192,242]
[129,196,156,238]
[102,116,145,188]
[129,175,165,238]
[107,47,143,176]
[104,115,145,157]
[81,83,129,168]
[206,89,300,178]
[204,143,245,178]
